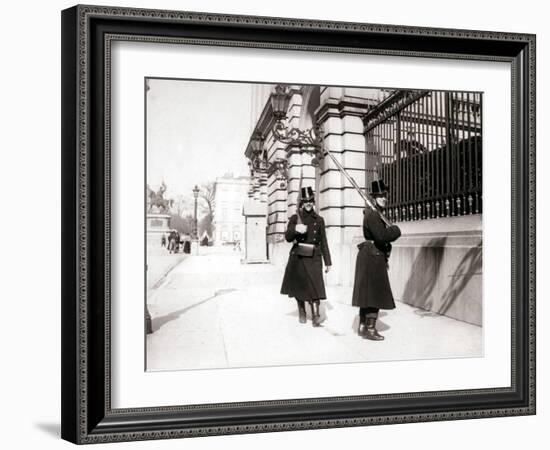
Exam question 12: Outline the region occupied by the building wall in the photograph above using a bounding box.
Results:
[316,87,372,286]
[247,86,483,325]
[265,87,391,285]
[389,216,482,325]
[212,175,250,245]
[265,130,287,242]
[250,84,273,133]
[345,215,482,325]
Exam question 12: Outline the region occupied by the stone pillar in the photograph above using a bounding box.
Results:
[259,173,268,204]
[285,90,307,217]
[267,89,312,267]
[317,87,371,286]
[286,148,302,216]
[266,132,287,245]
[252,177,260,202]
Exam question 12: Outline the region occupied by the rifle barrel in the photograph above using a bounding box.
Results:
[322,149,392,226]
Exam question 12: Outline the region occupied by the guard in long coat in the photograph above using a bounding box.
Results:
[281,187,332,327]
[352,180,401,340]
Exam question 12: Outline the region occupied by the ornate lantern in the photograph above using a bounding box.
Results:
[250,132,267,173]
[270,84,291,120]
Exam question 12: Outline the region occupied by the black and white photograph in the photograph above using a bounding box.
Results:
[145,80,484,371]
[17,0,538,447]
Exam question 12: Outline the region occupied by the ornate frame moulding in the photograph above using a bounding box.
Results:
[61,4,535,444]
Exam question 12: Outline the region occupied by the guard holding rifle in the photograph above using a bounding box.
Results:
[281,186,332,327]
[352,180,401,341]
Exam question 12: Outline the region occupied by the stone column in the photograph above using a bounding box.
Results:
[317,87,371,286]
[268,89,316,267]
[284,90,308,217]
[266,132,287,244]
[259,173,268,204]
[252,177,260,202]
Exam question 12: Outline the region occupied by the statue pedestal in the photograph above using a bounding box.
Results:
[147,213,171,247]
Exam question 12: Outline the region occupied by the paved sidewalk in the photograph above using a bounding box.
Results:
[147,246,187,291]
[146,247,482,371]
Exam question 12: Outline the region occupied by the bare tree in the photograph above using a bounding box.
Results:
[198,212,213,237]
[169,183,215,236]
[172,195,193,218]
[198,182,215,217]
[170,213,194,235]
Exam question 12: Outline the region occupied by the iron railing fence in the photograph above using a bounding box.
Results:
[365,90,482,222]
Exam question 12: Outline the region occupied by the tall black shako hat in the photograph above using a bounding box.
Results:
[299,186,315,204]
[371,179,388,197]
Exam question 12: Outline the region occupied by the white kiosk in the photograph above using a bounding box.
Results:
[242,201,268,264]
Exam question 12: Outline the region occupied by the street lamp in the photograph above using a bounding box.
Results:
[248,131,289,190]
[271,84,291,120]
[192,185,200,250]
[250,132,267,172]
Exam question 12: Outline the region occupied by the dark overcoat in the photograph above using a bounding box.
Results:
[280,210,332,301]
[351,208,401,309]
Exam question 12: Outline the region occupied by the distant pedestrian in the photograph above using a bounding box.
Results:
[352,180,401,341]
[168,230,177,254]
[174,231,181,253]
[161,234,166,247]
[281,187,331,327]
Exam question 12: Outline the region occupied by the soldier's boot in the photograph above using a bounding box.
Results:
[297,300,307,324]
[311,301,322,327]
[358,316,367,336]
[364,318,384,341]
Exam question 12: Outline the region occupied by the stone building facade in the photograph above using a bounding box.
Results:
[212,173,250,245]
[245,86,482,326]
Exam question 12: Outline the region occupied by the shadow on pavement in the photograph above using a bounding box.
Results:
[414,308,440,318]
[151,288,237,332]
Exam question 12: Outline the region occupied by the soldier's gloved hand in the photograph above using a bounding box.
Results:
[295,224,307,234]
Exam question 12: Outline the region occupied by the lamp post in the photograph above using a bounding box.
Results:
[192,185,200,253]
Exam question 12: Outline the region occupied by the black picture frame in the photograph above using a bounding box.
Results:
[61,4,536,444]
